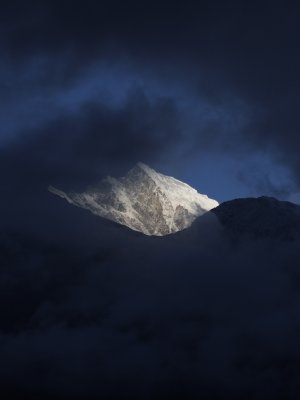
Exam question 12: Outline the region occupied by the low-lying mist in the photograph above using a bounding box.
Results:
[1,195,300,399]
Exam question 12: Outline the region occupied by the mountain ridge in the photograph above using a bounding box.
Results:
[211,196,300,240]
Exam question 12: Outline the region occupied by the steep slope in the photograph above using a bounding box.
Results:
[211,196,300,240]
[49,162,218,236]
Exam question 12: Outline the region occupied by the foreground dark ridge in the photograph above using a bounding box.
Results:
[212,196,300,240]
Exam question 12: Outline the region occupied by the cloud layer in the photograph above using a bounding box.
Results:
[1,206,300,399]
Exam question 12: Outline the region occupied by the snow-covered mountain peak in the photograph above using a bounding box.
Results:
[49,163,219,236]
[134,161,154,174]
[124,162,157,181]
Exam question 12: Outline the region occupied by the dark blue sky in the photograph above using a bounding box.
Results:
[1,1,300,204]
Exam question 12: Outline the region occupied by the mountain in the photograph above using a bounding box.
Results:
[212,196,300,240]
[49,162,218,236]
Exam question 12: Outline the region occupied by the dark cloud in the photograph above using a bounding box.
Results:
[1,1,300,192]
[3,88,180,183]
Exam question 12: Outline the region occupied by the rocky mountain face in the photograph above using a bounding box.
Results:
[212,196,300,240]
[49,163,219,236]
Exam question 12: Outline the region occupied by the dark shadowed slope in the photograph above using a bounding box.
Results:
[211,196,300,240]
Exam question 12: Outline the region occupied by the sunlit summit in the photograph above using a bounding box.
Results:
[49,163,218,236]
